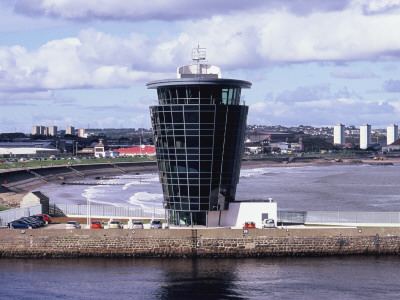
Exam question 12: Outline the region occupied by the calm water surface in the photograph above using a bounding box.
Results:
[1,257,400,299]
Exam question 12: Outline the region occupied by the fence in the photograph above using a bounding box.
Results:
[0,205,42,227]
[50,203,164,219]
[278,210,400,225]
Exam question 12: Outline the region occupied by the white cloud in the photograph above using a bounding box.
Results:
[1,1,400,94]
[13,0,351,21]
[330,68,377,78]
[249,97,398,127]
[0,29,171,93]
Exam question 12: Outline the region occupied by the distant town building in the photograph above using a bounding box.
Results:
[31,125,47,135]
[115,145,156,157]
[360,124,371,149]
[387,124,398,146]
[66,126,75,135]
[249,131,294,143]
[78,128,87,138]
[94,140,106,158]
[333,123,345,145]
[48,126,57,136]
[39,126,46,135]
[43,127,49,136]
[31,126,40,135]
[383,138,400,152]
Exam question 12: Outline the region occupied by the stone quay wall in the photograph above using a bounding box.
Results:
[1,227,400,258]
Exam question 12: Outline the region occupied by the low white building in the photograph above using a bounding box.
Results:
[0,147,59,158]
[21,191,50,215]
[208,200,277,228]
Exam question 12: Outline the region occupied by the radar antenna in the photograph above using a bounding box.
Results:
[191,44,206,75]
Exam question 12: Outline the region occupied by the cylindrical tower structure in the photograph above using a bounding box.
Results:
[147,63,251,226]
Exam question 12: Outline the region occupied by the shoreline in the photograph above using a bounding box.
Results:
[1,157,398,208]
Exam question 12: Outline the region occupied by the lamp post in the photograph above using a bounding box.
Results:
[86,193,91,229]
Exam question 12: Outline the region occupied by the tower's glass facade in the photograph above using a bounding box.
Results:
[148,76,251,226]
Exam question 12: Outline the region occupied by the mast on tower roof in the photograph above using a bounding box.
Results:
[191,44,206,75]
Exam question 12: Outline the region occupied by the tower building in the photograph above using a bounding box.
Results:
[148,47,251,226]
[333,123,345,145]
[31,126,40,135]
[360,124,371,149]
[387,124,398,145]
[48,126,57,136]
[66,126,75,135]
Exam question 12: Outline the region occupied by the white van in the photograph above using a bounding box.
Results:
[262,219,275,229]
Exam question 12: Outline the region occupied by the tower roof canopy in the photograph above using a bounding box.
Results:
[146,77,251,89]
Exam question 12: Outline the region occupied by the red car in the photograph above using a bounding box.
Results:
[243,221,256,229]
[90,221,104,229]
[34,214,52,224]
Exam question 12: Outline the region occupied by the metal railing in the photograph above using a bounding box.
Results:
[50,203,164,219]
[278,210,400,225]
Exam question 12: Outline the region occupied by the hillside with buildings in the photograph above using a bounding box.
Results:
[0,123,399,159]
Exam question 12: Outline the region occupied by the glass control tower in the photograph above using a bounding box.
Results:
[148,47,251,226]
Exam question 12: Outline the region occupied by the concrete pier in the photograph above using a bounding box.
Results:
[1,227,399,258]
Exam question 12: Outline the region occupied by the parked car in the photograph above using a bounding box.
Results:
[109,220,123,229]
[34,214,52,223]
[90,221,104,229]
[31,215,48,225]
[65,221,81,229]
[20,217,44,227]
[7,219,37,229]
[150,219,162,229]
[132,220,144,229]
[243,221,256,229]
[262,219,276,229]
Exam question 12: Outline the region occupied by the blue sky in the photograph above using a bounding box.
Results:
[1,0,400,133]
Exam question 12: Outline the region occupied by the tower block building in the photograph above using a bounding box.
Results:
[360,124,371,149]
[387,124,398,146]
[148,47,251,226]
[333,123,345,145]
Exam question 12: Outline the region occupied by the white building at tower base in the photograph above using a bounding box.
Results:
[208,200,277,229]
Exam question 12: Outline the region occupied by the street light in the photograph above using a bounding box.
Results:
[74,141,78,156]
[86,192,91,229]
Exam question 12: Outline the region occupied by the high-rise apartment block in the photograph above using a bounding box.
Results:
[78,128,87,138]
[48,126,57,136]
[31,126,40,135]
[387,124,398,146]
[66,126,75,135]
[31,125,58,136]
[31,125,46,135]
[333,123,345,145]
[360,124,371,149]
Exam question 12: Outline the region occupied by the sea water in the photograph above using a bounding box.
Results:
[1,256,400,299]
[40,163,400,213]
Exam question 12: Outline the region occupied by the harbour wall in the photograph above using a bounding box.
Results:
[1,227,400,258]
[0,161,158,193]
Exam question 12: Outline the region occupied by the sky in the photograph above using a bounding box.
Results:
[1,0,400,133]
